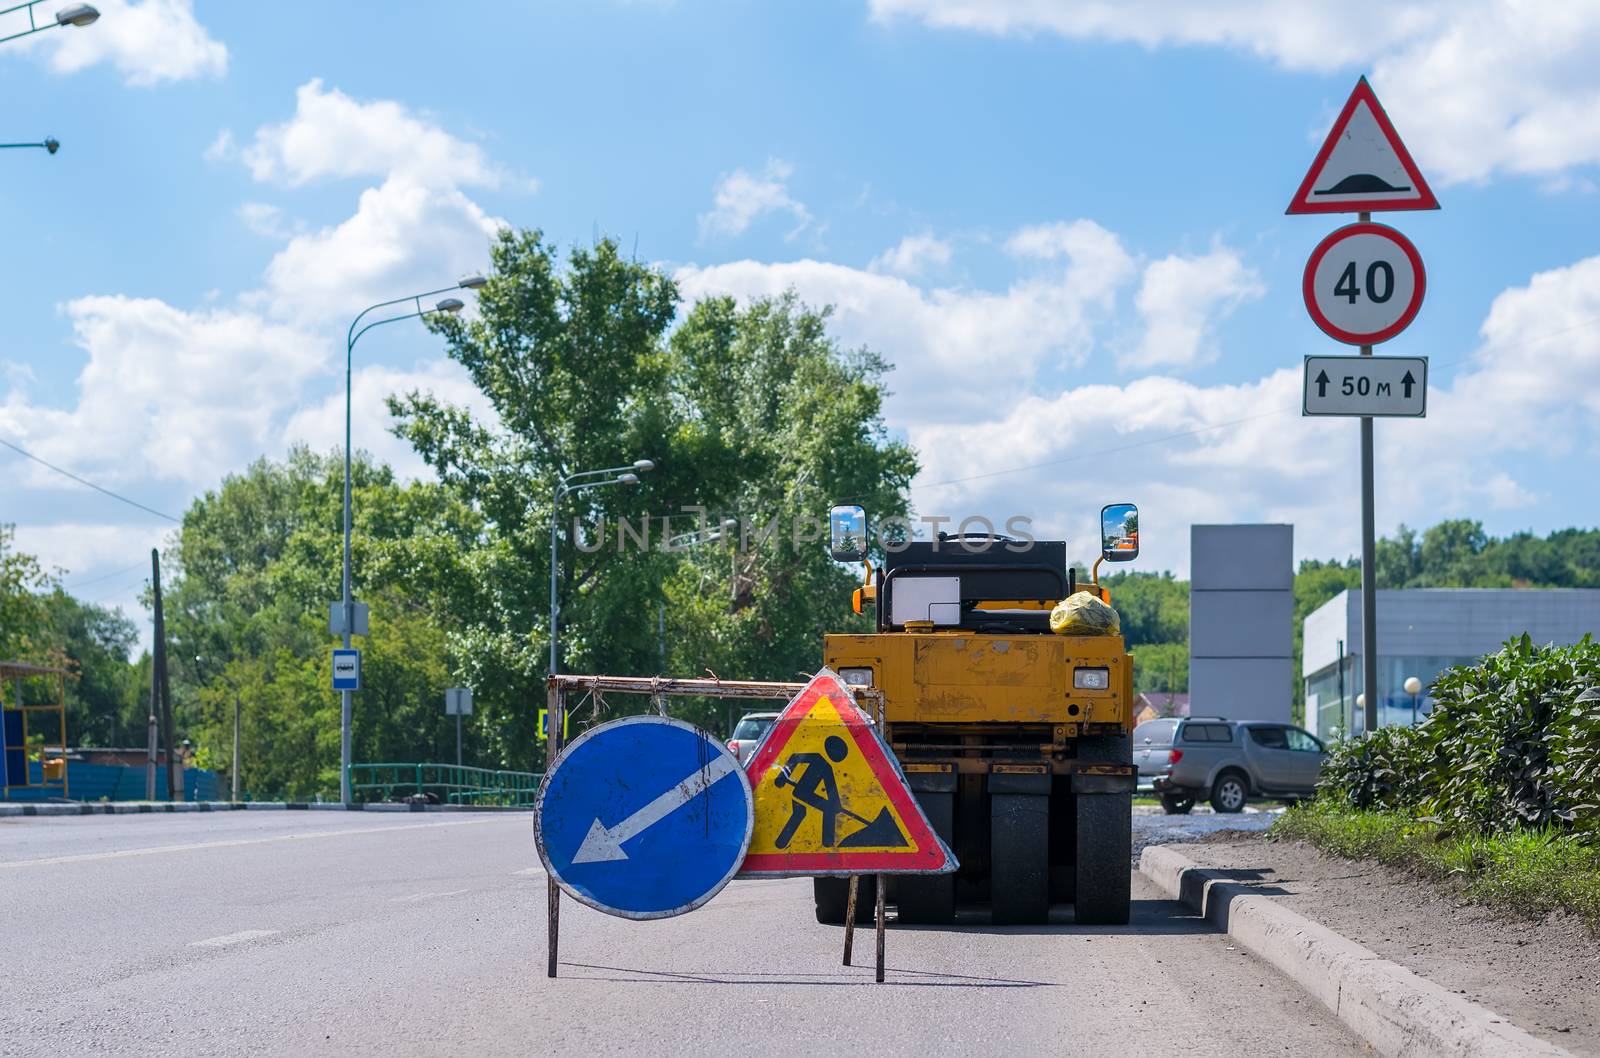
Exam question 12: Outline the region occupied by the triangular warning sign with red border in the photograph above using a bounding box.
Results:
[1287,77,1439,215]
[737,669,957,877]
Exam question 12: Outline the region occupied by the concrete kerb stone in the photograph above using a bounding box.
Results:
[1139,844,1575,1058]
[0,801,530,817]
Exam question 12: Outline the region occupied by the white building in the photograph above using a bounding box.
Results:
[1302,588,1600,739]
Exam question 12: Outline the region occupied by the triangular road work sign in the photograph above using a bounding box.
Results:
[737,669,957,877]
[1287,77,1439,215]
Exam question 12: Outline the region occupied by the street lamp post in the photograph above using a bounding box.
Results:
[549,460,655,674]
[1404,675,1422,727]
[339,276,486,805]
[0,2,99,45]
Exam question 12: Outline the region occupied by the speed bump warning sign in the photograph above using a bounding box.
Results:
[737,669,956,877]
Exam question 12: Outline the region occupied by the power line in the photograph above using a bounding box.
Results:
[0,437,180,523]
[64,561,147,591]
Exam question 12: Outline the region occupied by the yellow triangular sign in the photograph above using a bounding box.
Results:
[737,669,956,877]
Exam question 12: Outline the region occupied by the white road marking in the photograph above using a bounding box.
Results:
[0,817,515,869]
[190,929,279,948]
[391,888,471,904]
[513,867,545,877]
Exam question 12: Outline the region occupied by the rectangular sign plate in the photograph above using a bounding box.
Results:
[1303,355,1427,417]
[332,649,361,691]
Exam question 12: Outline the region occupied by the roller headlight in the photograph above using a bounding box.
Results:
[1073,667,1110,690]
[839,667,874,687]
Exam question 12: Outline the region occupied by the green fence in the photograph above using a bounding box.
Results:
[348,763,543,806]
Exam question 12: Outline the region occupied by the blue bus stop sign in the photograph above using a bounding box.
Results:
[536,716,753,920]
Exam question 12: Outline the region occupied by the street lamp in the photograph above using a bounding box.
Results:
[549,461,653,674]
[1404,675,1422,727]
[0,2,99,44]
[338,276,484,805]
[0,136,58,152]
[1355,693,1366,734]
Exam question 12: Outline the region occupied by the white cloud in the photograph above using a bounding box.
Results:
[1128,247,1263,370]
[237,202,293,240]
[678,219,1133,424]
[258,177,504,326]
[680,234,1600,573]
[282,361,503,483]
[698,159,812,240]
[0,297,324,489]
[868,1,1600,186]
[869,233,952,277]
[233,79,500,189]
[25,0,226,85]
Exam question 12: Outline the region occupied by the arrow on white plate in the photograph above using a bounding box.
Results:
[571,753,740,864]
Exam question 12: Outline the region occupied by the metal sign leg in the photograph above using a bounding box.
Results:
[874,872,886,984]
[842,875,859,965]
[545,685,565,979]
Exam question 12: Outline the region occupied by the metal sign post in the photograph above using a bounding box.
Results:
[445,688,473,767]
[1291,77,1438,736]
[1358,280,1379,732]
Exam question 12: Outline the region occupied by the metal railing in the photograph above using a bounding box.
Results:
[348,763,542,806]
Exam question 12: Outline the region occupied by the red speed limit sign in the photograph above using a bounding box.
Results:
[1302,222,1425,345]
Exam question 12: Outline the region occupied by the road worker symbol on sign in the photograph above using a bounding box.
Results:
[738,669,956,877]
[773,735,908,850]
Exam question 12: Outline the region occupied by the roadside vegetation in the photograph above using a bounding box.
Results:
[1276,635,1600,930]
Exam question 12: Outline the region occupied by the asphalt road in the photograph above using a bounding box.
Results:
[1,809,1359,1058]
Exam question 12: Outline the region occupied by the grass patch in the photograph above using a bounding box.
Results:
[1273,800,1600,932]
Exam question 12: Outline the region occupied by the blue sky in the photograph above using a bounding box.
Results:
[3,0,1599,626]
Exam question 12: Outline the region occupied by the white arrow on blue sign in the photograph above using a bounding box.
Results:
[535,715,753,920]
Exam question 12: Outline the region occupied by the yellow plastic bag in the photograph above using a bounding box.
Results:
[1050,592,1121,636]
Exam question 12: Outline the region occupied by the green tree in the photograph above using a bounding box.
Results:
[391,231,916,748]
[40,591,143,746]
[164,448,483,797]
[0,524,57,660]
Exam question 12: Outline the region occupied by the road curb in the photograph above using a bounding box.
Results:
[1139,845,1574,1058]
[0,801,530,817]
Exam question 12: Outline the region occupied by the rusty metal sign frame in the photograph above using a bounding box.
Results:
[542,673,890,983]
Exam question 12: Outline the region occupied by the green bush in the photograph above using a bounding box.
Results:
[1317,724,1428,811]
[1316,635,1600,837]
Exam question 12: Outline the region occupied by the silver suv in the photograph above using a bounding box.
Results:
[1134,717,1327,814]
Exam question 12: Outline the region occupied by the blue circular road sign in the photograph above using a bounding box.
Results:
[535,715,753,920]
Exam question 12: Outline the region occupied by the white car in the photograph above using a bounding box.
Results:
[726,711,779,763]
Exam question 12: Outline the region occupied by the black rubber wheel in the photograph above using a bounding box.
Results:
[813,876,876,925]
[1160,792,1195,815]
[1075,734,1132,926]
[990,793,1050,925]
[896,788,956,924]
[1210,771,1249,814]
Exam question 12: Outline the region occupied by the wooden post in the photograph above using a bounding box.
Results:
[151,549,177,801]
[875,872,886,983]
[842,876,859,965]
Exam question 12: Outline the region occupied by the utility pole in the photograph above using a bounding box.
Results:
[145,552,160,799]
[232,689,241,801]
[151,549,177,800]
